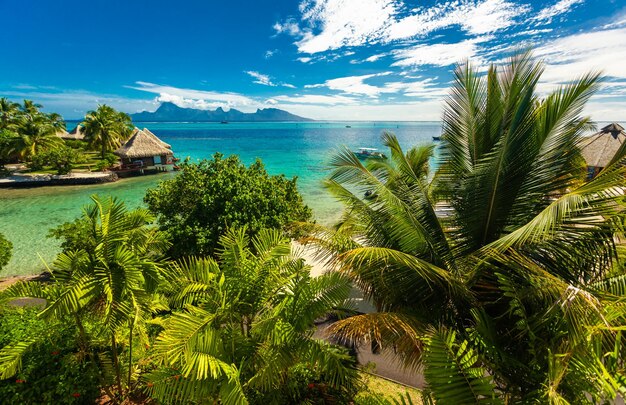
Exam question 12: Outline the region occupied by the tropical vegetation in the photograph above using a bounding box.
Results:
[0,99,131,174]
[82,105,133,159]
[145,153,313,258]
[310,50,626,403]
[0,233,11,271]
[0,49,625,404]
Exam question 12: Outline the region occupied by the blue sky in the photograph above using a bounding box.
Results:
[1,0,625,120]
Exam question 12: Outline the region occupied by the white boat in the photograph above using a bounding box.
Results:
[354,147,387,160]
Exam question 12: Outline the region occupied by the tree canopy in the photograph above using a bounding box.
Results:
[145,153,312,258]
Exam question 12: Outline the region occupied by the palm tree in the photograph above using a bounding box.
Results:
[313,50,626,403]
[0,98,21,130]
[82,105,133,158]
[0,195,169,399]
[21,99,42,120]
[13,117,63,159]
[147,227,358,404]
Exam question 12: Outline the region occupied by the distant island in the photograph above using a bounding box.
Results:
[131,102,313,122]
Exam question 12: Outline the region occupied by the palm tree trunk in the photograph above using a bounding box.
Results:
[128,317,134,391]
[111,332,123,396]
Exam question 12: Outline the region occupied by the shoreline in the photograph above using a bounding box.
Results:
[0,171,118,188]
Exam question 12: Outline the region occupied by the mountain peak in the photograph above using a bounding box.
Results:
[131,103,313,122]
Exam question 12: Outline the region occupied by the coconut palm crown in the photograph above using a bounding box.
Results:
[82,104,133,158]
[314,50,626,403]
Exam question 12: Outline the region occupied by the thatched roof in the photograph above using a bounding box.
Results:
[580,123,626,168]
[142,127,171,149]
[59,125,86,141]
[114,128,173,159]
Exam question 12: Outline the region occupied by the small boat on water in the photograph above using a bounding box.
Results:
[354,147,387,160]
[432,136,442,141]
[345,125,352,128]
[220,120,228,124]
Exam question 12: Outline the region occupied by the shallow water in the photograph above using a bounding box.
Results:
[0,121,441,276]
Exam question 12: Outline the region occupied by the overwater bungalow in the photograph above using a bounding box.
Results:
[113,128,175,175]
[580,123,626,179]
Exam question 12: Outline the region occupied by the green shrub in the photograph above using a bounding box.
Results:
[0,233,11,271]
[27,153,48,171]
[0,308,101,404]
[26,147,85,174]
[46,147,85,175]
[144,153,313,258]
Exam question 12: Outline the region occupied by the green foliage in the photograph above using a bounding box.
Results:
[423,328,501,404]
[0,233,12,271]
[48,217,93,253]
[94,152,118,171]
[315,49,626,402]
[0,307,100,404]
[27,146,85,174]
[1,195,170,399]
[82,104,133,158]
[146,227,357,404]
[145,153,313,258]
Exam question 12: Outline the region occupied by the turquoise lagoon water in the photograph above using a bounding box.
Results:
[0,121,441,276]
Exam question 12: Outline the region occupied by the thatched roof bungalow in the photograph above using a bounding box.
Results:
[580,123,626,179]
[114,128,174,171]
[142,127,171,149]
[58,125,86,141]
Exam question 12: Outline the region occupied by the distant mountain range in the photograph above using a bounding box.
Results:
[131,102,313,122]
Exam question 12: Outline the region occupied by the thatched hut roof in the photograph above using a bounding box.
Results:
[59,125,86,141]
[142,128,171,149]
[114,128,173,159]
[580,123,626,168]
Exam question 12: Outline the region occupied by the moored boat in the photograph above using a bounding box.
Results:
[354,147,387,160]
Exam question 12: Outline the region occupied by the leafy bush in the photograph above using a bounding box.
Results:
[93,153,118,171]
[46,147,84,175]
[26,147,85,174]
[144,153,313,258]
[0,233,12,271]
[0,307,101,404]
[27,153,48,171]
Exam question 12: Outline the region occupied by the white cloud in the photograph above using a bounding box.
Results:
[245,71,296,88]
[305,73,447,99]
[297,57,312,63]
[391,37,491,67]
[264,49,278,59]
[271,94,359,105]
[276,0,528,54]
[365,53,387,62]
[534,0,584,23]
[273,19,302,36]
[246,71,277,86]
[306,72,393,96]
[535,27,626,83]
[294,0,397,54]
[127,81,258,110]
